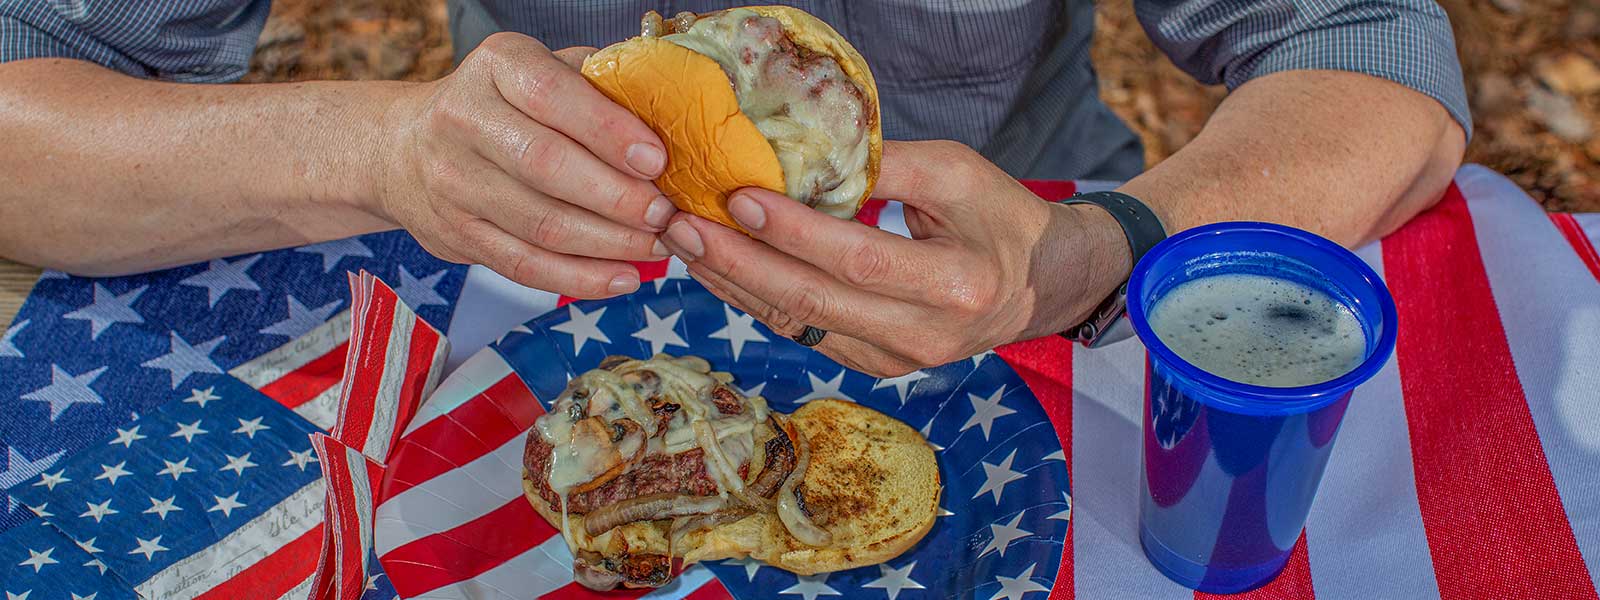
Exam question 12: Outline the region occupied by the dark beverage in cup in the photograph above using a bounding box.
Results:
[1127,222,1397,594]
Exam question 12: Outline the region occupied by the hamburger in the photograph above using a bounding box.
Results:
[580,7,882,232]
[522,353,940,590]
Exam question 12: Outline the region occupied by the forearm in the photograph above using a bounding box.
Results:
[0,58,404,275]
[1119,69,1466,249]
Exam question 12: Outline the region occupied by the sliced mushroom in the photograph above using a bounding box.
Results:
[583,493,729,537]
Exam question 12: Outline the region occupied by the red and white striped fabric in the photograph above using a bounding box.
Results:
[232,165,1600,599]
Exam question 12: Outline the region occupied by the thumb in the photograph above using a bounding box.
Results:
[870,140,987,216]
[554,46,600,70]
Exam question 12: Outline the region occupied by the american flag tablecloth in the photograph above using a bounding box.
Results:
[1,164,1597,599]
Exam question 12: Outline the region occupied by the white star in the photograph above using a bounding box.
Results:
[779,573,841,600]
[83,559,107,575]
[365,574,383,591]
[653,257,691,292]
[260,296,341,339]
[141,332,224,389]
[296,237,373,272]
[109,425,147,448]
[70,593,97,600]
[1,448,62,489]
[971,349,995,368]
[1,319,27,357]
[63,284,146,339]
[549,304,610,354]
[282,448,318,471]
[989,563,1049,600]
[973,449,1026,504]
[207,492,246,518]
[731,557,763,581]
[873,370,929,405]
[863,561,926,600]
[631,306,688,356]
[708,304,769,361]
[796,369,853,404]
[20,365,107,421]
[6,591,29,600]
[739,381,768,400]
[170,420,208,442]
[93,461,131,486]
[156,457,197,480]
[232,417,271,439]
[980,511,1033,558]
[32,469,69,491]
[184,387,221,408]
[219,453,258,476]
[960,385,1017,441]
[26,503,52,518]
[1049,492,1072,522]
[78,499,118,523]
[144,496,182,520]
[394,265,448,309]
[18,548,57,572]
[1043,449,1065,462]
[128,536,169,561]
[75,538,102,554]
[937,506,955,517]
[180,256,262,307]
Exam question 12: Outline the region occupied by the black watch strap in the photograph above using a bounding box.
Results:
[1060,191,1167,347]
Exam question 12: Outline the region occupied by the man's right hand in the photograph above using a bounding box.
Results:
[376,32,675,299]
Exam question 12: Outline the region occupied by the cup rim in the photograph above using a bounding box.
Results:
[1126,221,1399,415]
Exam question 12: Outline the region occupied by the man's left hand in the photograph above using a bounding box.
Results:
[659,140,1131,377]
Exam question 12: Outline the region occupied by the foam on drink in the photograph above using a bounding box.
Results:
[1147,273,1366,388]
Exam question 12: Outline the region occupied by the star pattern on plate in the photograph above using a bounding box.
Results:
[282,448,318,471]
[653,257,691,292]
[63,284,146,340]
[232,417,271,439]
[78,499,118,523]
[180,256,262,307]
[140,332,225,389]
[707,304,768,361]
[632,306,688,356]
[156,457,197,481]
[1,448,63,490]
[980,511,1033,558]
[549,305,610,354]
[989,563,1048,600]
[218,453,258,476]
[872,370,928,405]
[960,385,1017,441]
[862,561,926,600]
[796,369,853,404]
[1048,492,1072,522]
[780,574,842,600]
[32,469,69,492]
[974,449,1026,504]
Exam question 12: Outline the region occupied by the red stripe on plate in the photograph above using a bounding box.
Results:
[381,373,543,498]
[683,577,735,600]
[540,582,650,599]
[1385,186,1599,600]
[997,335,1074,600]
[1550,213,1600,283]
[257,341,349,410]
[855,198,887,227]
[195,523,324,600]
[382,497,557,597]
[1195,532,1314,600]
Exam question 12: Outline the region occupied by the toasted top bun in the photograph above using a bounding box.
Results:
[581,6,882,233]
[680,399,941,574]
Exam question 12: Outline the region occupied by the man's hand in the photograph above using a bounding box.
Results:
[659,140,1131,377]
[379,33,676,299]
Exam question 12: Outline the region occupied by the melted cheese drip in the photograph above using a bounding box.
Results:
[660,9,871,216]
[535,354,771,500]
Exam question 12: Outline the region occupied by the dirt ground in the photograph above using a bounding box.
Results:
[243,0,1600,212]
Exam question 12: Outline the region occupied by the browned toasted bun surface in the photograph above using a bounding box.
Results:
[581,6,881,233]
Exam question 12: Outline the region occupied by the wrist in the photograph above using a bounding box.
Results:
[365,81,430,225]
[1020,201,1133,340]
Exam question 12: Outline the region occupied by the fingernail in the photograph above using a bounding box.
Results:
[665,221,704,260]
[728,193,766,230]
[625,144,666,178]
[651,238,671,257]
[608,273,640,294]
[644,195,675,229]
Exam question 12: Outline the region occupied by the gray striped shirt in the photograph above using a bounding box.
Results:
[1,0,1470,181]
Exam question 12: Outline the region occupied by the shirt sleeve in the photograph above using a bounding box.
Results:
[0,0,271,83]
[1135,0,1472,139]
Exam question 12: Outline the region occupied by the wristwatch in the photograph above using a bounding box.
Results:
[1059,191,1168,348]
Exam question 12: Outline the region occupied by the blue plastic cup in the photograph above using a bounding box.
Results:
[1125,222,1397,594]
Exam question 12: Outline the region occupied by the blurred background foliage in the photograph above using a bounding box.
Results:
[243,0,1600,212]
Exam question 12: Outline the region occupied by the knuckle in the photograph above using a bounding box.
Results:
[839,240,889,287]
[904,341,956,369]
[519,130,567,181]
[944,271,999,315]
[776,280,830,325]
[527,207,569,248]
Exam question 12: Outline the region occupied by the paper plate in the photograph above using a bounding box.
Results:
[377,279,1070,599]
